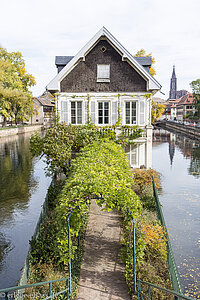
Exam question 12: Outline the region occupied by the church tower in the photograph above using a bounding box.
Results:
[169,65,177,99]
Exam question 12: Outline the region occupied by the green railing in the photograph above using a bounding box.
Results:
[137,280,194,300]
[0,277,69,300]
[152,176,183,295]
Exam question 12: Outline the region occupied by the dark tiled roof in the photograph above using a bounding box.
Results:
[55,55,152,68]
[55,56,74,66]
[134,56,152,67]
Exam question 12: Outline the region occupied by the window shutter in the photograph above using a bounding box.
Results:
[139,101,145,125]
[90,100,96,124]
[112,101,118,125]
[61,101,68,124]
[84,100,88,124]
[120,99,125,125]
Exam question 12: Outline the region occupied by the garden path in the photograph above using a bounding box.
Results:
[77,200,131,300]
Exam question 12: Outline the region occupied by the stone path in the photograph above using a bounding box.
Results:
[77,200,131,300]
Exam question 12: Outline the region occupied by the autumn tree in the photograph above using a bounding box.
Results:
[135,49,156,77]
[190,79,200,118]
[0,47,36,126]
[151,101,165,123]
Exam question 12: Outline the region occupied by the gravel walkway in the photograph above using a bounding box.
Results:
[77,200,131,300]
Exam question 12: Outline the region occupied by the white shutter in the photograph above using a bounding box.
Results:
[84,100,88,124]
[139,101,145,125]
[120,99,125,125]
[61,101,68,124]
[90,100,96,124]
[112,101,118,125]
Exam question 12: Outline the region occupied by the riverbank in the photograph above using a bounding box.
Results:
[158,121,200,140]
[0,125,44,138]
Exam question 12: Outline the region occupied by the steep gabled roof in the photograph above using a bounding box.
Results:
[47,27,161,92]
[176,94,194,107]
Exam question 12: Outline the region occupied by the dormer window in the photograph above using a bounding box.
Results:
[97,64,110,82]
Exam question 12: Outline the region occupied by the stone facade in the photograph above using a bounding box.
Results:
[60,40,147,93]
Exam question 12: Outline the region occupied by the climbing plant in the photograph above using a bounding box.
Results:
[55,139,141,264]
[30,123,143,175]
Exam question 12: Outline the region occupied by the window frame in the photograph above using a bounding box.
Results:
[70,101,83,125]
[97,64,110,82]
[98,101,110,125]
[125,101,137,125]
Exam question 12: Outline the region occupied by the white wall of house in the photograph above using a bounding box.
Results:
[57,93,151,127]
[57,92,152,168]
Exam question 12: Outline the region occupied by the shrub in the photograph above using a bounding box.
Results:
[132,168,161,197]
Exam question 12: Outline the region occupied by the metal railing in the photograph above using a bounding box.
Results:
[137,280,194,300]
[152,177,183,295]
[127,208,136,295]
[0,277,69,300]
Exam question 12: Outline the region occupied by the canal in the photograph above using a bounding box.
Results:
[0,132,51,289]
[152,128,200,298]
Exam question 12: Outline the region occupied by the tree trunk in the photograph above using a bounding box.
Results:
[2,116,7,127]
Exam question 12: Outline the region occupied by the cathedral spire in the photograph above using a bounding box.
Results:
[169,65,177,99]
[172,65,176,78]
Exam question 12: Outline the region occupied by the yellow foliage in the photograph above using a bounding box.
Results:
[151,101,165,123]
[132,168,161,196]
[141,222,167,261]
[135,49,156,77]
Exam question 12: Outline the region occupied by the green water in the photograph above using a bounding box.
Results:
[0,133,51,289]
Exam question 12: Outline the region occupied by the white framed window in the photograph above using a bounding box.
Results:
[125,144,138,167]
[97,64,110,82]
[71,101,82,124]
[98,102,109,125]
[125,101,136,125]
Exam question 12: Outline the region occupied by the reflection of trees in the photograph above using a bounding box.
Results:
[0,233,12,272]
[189,148,200,178]
[0,135,38,222]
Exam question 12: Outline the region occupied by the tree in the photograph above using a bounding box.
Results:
[135,49,156,77]
[190,79,200,118]
[151,101,165,123]
[0,47,36,125]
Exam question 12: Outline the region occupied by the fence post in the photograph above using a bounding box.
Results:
[68,218,72,295]
[148,284,151,299]
[48,282,51,297]
[133,217,136,295]
[127,208,136,295]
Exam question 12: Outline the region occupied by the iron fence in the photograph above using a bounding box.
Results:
[0,277,69,300]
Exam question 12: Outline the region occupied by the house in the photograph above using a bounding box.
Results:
[176,93,195,121]
[29,91,55,126]
[46,27,161,168]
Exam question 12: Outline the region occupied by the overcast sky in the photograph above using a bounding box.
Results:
[0,0,199,99]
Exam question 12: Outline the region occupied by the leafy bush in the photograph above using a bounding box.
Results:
[56,139,141,265]
[121,210,172,299]
[140,195,156,211]
[132,168,161,197]
[30,123,143,175]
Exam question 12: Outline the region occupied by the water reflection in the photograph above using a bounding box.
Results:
[152,128,200,298]
[0,133,51,289]
[0,134,38,224]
